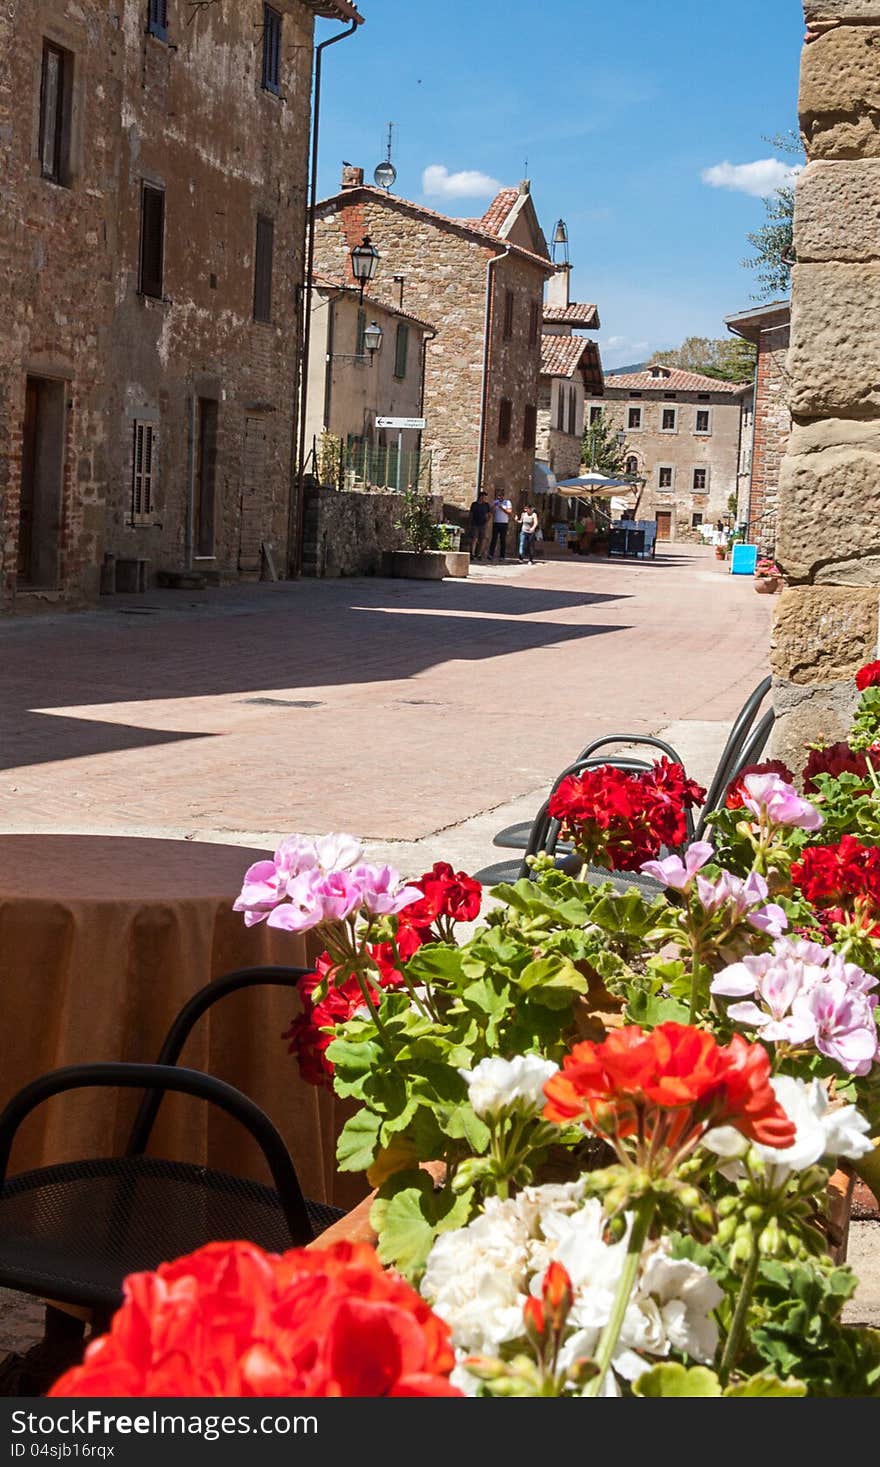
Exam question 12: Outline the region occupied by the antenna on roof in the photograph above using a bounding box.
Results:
[373,123,397,192]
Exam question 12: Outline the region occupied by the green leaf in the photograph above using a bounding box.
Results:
[336,1107,383,1172]
[371,1171,475,1278]
[724,1374,807,1398]
[518,955,588,999]
[632,1364,722,1397]
[626,990,690,1027]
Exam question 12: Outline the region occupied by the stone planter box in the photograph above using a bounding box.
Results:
[390,550,469,580]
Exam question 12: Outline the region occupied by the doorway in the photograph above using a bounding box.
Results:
[239,414,268,572]
[194,398,218,559]
[17,376,66,588]
[655,510,672,542]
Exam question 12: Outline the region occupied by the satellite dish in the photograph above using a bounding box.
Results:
[374,159,397,191]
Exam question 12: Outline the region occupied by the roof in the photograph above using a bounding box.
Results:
[303,1,364,20]
[311,272,437,333]
[480,188,520,235]
[603,364,749,395]
[315,185,554,273]
[543,302,600,329]
[725,300,791,345]
[541,336,604,394]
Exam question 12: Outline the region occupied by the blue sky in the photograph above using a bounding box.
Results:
[315,0,804,368]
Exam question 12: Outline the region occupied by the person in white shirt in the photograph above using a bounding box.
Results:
[488,492,514,561]
[517,504,539,563]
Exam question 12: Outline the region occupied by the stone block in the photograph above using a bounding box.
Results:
[771,585,879,682]
[795,159,880,259]
[788,263,880,415]
[771,676,861,773]
[801,26,880,157]
[777,432,880,577]
[804,1,880,18]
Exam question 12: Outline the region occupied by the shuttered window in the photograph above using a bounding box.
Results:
[253,215,274,322]
[556,384,565,431]
[39,41,71,184]
[139,183,165,299]
[394,323,409,379]
[131,421,156,522]
[502,289,514,341]
[147,0,168,40]
[498,398,512,445]
[522,403,537,451]
[529,300,540,347]
[356,308,367,357]
[568,386,577,436]
[262,5,282,93]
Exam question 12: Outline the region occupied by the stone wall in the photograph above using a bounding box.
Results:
[0,0,314,611]
[773,2,880,765]
[751,325,790,532]
[301,485,443,578]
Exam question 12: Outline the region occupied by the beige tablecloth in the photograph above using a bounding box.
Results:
[0,835,366,1209]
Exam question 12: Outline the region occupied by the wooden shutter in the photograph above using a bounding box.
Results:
[148,0,168,39]
[356,308,367,357]
[394,323,409,379]
[39,43,65,182]
[503,289,514,340]
[253,215,274,322]
[498,398,512,445]
[139,184,165,299]
[262,6,281,92]
[522,403,537,450]
[132,421,156,522]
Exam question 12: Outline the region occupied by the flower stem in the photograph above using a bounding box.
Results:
[584,1196,655,1397]
[719,1243,760,1386]
[688,951,705,1026]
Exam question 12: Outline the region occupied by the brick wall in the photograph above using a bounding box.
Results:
[312,190,548,512]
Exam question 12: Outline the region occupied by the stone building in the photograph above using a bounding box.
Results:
[536,264,603,482]
[586,366,751,541]
[311,170,554,511]
[303,274,436,490]
[726,301,790,545]
[0,0,359,610]
[772,1,880,765]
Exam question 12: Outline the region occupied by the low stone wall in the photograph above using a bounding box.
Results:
[301,485,443,578]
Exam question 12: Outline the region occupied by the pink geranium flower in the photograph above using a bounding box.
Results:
[641,841,715,891]
[739,773,823,833]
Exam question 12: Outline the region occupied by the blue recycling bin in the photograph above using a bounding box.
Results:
[730,543,758,576]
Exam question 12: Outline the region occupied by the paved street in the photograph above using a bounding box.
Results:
[0,544,772,872]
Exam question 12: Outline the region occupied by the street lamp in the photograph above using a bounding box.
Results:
[363,320,383,359]
[350,236,380,301]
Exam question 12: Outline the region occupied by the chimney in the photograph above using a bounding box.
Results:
[518,179,530,195]
[341,163,364,190]
[546,264,571,311]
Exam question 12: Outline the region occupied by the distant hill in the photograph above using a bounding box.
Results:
[605,361,648,376]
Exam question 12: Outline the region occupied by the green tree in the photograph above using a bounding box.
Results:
[582,412,626,475]
[653,336,756,383]
[743,130,803,301]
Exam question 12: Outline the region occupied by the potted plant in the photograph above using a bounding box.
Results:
[754,557,782,593]
[391,490,469,580]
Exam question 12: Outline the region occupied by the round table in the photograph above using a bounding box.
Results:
[0,835,361,1209]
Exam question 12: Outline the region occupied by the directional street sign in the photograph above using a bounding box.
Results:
[375,416,426,430]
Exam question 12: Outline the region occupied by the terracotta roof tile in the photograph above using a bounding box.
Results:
[315,185,554,273]
[303,1,363,20]
[480,188,520,235]
[311,272,437,333]
[540,335,603,385]
[605,365,748,394]
[543,302,600,329]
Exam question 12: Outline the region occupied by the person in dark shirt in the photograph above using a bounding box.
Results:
[467,491,492,560]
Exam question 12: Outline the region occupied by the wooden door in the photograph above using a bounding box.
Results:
[17,380,39,580]
[655,511,672,542]
[239,415,268,572]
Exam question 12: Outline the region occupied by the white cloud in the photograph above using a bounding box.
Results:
[701,158,803,198]
[601,336,651,370]
[422,164,501,200]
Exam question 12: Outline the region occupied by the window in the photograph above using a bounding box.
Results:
[522,403,537,451]
[693,467,708,491]
[697,392,710,401]
[696,409,711,434]
[529,300,540,347]
[262,5,282,94]
[253,215,274,323]
[139,183,165,299]
[589,405,603,426]
[658,466,673,489]
[39,41,72,185]
[355,308,367,357]
[630,391,642,398]
[691,512,703,528]
[628,406,642,430]
[625,455,639,477]
[661,407,678,432]
[195,398,218,558]
[568,386,577,436]
[498,397,512,445]
[557,384,566,431]
[663,391,677,400]
[131,421,156,523]
[502,289,514,340]
[147,0,168,40]
[394,323,409,379]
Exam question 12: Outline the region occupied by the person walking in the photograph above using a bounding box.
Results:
[488,490,514,561]
[467,491,492,560]
[517,503,539,563]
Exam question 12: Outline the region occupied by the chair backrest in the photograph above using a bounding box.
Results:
[126,965,312,1157]
[694,706,776,842]
[0,1062,311,1242]
[698,675,772,824]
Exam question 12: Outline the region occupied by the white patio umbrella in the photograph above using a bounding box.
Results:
[555,472,631,494]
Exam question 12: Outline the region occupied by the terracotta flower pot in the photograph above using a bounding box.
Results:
[754,575,780,594]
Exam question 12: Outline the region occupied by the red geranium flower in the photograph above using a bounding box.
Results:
[547,761,704,872]
[50,1240,460,1398]
[725,760,795,809]
[856,661,880,692]
[284,952,405,1088]
[790,835,880,936]
[801,741,874,794]
[543,1022,794,1171]
[402,861,482,933]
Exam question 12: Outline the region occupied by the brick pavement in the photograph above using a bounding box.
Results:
[0,544,772,850]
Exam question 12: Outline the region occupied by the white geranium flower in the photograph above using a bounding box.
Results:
[313,832,364,872]
[704,1076,873,1187]
[458,1054,559,1118]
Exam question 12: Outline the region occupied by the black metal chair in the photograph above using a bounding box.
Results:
[0,965,344,1391]
[692,675,772,840]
